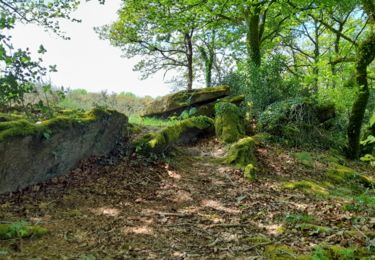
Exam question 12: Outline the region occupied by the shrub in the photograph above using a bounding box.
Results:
[222,55,302,116]
[258,97,339,148]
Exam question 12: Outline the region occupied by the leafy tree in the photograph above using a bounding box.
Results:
[205,0,294,67]
[100,0,205,91]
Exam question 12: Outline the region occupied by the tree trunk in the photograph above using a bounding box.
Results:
[347,33,375,159]
[246,13,261,67]
[361,109,375,155]
[346,0,375,159]
[199,46,214,87]
[185,33,194,91]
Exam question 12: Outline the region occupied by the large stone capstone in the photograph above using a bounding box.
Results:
[143,86,231,118]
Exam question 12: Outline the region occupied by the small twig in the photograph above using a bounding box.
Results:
[353,225,370,240]
[156,212,193,217]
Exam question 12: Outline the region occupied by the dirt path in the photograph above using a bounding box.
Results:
[0,138,373,259]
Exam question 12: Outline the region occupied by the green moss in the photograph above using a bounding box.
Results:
[215,102,245,143]
[0,108,120,142]
[218,95,245,104]
[0,223,48,240]
[0,113,24,122]
[265,245,309,260]
[327,164,375,188]
[226,137,256,168]
[134,116,214,154]
[251,132,272,145]
[244,164,256,181]
[296,224,332,235]
[283,180,328,196]
[244,234,271,244]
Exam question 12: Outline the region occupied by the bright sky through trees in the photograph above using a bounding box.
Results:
[9,0,171,97]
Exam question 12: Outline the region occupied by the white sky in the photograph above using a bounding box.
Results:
[10,0,171,97]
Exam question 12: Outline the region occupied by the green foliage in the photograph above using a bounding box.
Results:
[129,116,177,127]
[311,244,371,260]
[58,89,151,117]
[343,190,375,212]
[294,152,315,168]
[227,55,302,115]
[285,213,316,224]
[258,97,340,149]
[0,222,47,240]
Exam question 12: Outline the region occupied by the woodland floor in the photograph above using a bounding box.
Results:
[0,137,374,259]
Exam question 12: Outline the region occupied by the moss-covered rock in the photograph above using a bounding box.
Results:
[0,223,48,240]
[226,137,256,168]
[134,116,214,154]
[215,102,245,143]
[0,108,128,194]
[283,180,328,196]
[0,108,116,142]
[143,86,230,118]
[191,95,245,118]
[327,164,375,188]
[244,164,256,181]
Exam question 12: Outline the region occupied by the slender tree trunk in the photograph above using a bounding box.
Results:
[361,109,375,155]
[347,0,375,159]
[199,46,214,87]
[312,39,320,91]
[185,33,194,91]
[206,55,213,87]
[246,13,261,67]
[347,33,375,159]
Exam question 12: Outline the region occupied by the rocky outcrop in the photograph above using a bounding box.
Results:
[0,109,128,194]
[143,86,232,118]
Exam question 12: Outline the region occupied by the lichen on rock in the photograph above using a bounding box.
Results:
[215,102,245,143]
